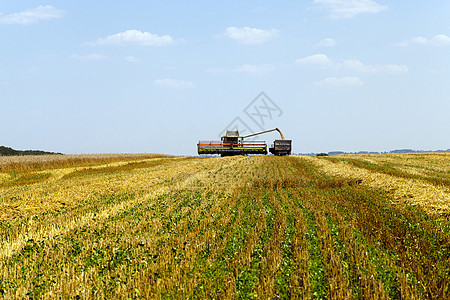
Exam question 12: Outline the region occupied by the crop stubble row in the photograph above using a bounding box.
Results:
[0,154,449,298]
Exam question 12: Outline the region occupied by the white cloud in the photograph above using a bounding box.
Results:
[224,27,278,44]
[410,36,428,45]
[296,54,408,74]
[0,5,65,25]
[400,34,450,47]
[315,76,364,87]
[313,0,387,19]
[395,41,408,47]
[295,54,333,67]
[342,59,408,74]
[431,34,450,46]
[125,56,139,63]
[71,54,108,61]
[96,30,175,46]
[234,64,274,75]
[382,64,409,74]
[154,79,193,88]
[315,38,337,48]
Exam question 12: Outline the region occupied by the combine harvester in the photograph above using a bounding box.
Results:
[197,128,292,157]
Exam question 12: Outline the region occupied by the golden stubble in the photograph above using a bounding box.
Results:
[303,155,450,214]
[0,156,248,260]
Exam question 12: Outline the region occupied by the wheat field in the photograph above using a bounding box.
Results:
[0,153,449,299]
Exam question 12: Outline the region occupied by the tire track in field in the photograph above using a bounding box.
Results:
[0,157,246,260]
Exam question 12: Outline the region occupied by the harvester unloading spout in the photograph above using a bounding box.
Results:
[241,128,286,140]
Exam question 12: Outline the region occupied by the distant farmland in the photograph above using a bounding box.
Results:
[0,153,449,299]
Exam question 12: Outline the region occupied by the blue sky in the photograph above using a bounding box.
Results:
[1,1,449,155]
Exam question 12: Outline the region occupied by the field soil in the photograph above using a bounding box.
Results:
[0,153,449,299]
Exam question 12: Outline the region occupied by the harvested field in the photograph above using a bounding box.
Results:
[306,153,450,214]
[0,154,449,299]
[0,154,172,173]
